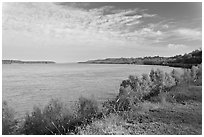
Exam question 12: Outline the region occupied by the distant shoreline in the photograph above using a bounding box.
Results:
[78,49,202,69]
[78,62,196,69]
[2,60,55,64]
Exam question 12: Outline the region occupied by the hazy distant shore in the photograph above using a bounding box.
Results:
[2,60,55,64]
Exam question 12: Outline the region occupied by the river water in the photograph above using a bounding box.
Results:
[2,63,180,117]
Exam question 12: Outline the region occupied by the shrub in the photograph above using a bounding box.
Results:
[116,87,138,111]
[168,85,202,103]
[140,74,151,94]
[20,99,74,135]
[7,97,102,135]
[180,64,202,86]
[21,107,45,135]
[120,79,131,88]
[192,64,202,86]
[120,74,152,100]
[163,72,176,90]
[77,97,100,123]
[191,66,198,81]
[170,69,181,85]
[119,69,177,105]
[149,69,165,94]
[181,69,192,85]
[117,66,201,105]
[196,64,202,85]
[2,101,18,135]
[102,99,117,115]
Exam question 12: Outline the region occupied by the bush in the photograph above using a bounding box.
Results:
[117,69,177,106]
[117,66,201,105]
[20,99,74,135]
[77,97,100,123]
[2,101,18,135]
[171,69,181,85]
[168,85,202,103]
[179,64,202,86]
[163,72,176,90]
[116,87,138,111]
[143,69,176,102]
[192,64,202,86]
[140,74,151,94]
[196,64,202,85]
[3,97,102,135]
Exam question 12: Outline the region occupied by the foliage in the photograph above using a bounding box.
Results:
[191,64,202,86]
[2,101,18,135]
[119,69,177,105]
[15,97,102,135]
[167,85,202,103]
[20,99,74,135]
[179,64,202,86]
[170,69,181,85]
[76,97,101,123]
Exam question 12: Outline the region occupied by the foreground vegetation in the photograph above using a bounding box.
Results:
[2,64,202,135]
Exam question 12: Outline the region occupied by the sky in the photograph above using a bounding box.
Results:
[2,2,202,62]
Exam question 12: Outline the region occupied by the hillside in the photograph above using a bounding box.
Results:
[79,49,202,68]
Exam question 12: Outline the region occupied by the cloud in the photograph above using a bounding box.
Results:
[168,43,186,49]
[56,2,90,9]
[142,13,157,17]
[3,2,158,43]
[162,24,169,29]
[2,2,201,51]
[173,28,201,40]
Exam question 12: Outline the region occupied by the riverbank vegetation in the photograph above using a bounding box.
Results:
[2,64,202,135]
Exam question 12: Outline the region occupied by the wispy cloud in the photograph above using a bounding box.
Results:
[2,2,159,44]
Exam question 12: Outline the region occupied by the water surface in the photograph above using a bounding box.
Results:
[3,63,180,117]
